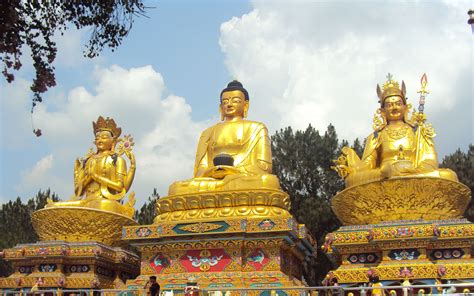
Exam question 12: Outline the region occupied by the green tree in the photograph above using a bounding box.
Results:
[0,189,59,276]
[272,124,347,284]
[1,0,146,109]
[134,188,160,225]
[441,144,474,221]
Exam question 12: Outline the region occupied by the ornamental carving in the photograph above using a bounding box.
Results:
[32,207,137,246]
[155,189,290,222]
[331,177,470,225]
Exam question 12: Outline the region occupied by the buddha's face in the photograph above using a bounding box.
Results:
[95,130,114,152]
[220,90,248,119]
[382,96,406,122]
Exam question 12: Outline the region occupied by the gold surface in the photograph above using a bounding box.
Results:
[32,207,137,246]
[333,75,458,189]
[45,116,136,218]
[331,177,470,225]
[168,81,280,195]
[0,240,140,289]
[333,262,474,283]
[331,75,467,225]
[154,189,290,222]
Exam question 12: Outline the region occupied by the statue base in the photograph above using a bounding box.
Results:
[324,219,474,291]
[332,177,471,225]
[31,207,138,246]
[155,189,291,222]
[0,240,140,290]
[123,190,315,292]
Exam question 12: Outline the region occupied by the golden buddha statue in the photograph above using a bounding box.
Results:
[155,81,289,222]
[168,80,280,195]
[334,74,457,188]
[331,74,470,225]
[45,116,136,218]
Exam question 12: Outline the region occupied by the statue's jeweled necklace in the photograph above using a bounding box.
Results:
[385,124,409,140]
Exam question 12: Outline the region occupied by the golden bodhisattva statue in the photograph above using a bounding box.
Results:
[155,81,289,222]
[331,74,470,225]
[168,80,280,194]
[32,116,138,245]
[45,116,136,218]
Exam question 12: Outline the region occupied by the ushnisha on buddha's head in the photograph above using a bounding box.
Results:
[92,116,122,152]
[219,80,249,121]
[377,76,410,124]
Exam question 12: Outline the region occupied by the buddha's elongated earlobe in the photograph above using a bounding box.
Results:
[243,101,249,118]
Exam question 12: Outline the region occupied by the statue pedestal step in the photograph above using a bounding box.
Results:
[0,240,140,289]
[324,219,474,287]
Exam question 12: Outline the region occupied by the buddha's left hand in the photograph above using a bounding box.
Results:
[203,166,240,179]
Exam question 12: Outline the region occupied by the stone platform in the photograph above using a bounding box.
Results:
[0,240,140,290]
[123,214,316,291]
[324,219,474,286]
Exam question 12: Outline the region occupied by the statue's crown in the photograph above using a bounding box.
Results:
[377,73,406,106]
[92,116,122,139]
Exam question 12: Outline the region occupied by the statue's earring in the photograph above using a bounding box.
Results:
[404,103,412,123]
[372,108,386,131]
[379,108,387,125]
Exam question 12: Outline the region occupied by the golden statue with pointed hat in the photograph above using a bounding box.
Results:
[331,74,470,225]
[44,116,136,217]
[32,116,137,245]
[334,74,457,187]
[155,81,289,222]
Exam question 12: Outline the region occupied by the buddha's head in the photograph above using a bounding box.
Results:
[92,116,122,152]
[377,75,408,123]
[219,80,249,121]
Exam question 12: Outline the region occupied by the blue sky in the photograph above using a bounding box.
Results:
[1,0,472,205]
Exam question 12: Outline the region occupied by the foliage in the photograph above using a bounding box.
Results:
[441,144,474,221]
[0,0,146,108]
[271,124,361,284]
[134,188,160,225]
[272,124,343,238]
[0,189,59,277]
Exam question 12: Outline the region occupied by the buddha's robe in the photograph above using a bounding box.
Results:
[168,120,280,195]
[344,123,458,187]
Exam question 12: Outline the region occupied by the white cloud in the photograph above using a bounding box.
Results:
[220,0,473,155]
[6,65,207,204]
[55,28,88,67]
[17,154,62,194]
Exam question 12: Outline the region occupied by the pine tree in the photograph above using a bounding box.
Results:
[441,144,473,221]
[271,124,345,284]
[0,189,59,276]
[134,189,160,225]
